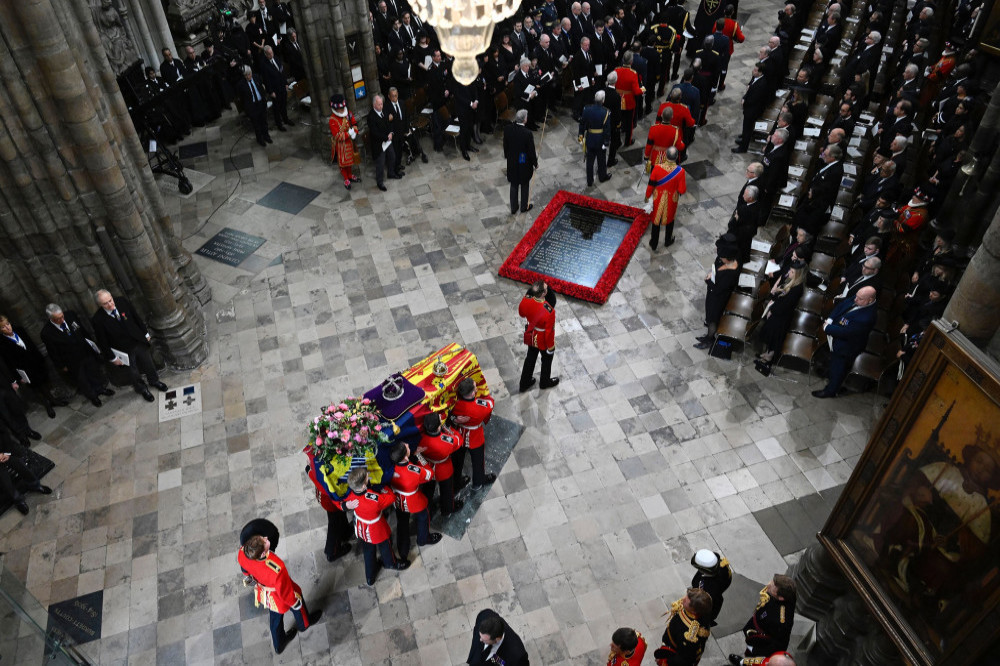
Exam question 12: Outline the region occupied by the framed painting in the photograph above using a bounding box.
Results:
[819,321,1000,665]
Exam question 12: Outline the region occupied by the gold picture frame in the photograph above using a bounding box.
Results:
[819,321,1000,665]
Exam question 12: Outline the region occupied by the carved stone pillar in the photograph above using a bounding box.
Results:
[0,0,208,368]
[90,0,141,76]
[791,544,851,621]
[944,205,1000,347]
[296,0,380,153]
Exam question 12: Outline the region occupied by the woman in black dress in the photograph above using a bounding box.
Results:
[757,262,806,365]
[695,248,741,349]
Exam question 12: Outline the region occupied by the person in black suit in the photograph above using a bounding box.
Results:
[453,79,480,161]
[0,315,66,418]
[571,37,597,121]
[727,186,763,262]
[857,160,899,211]
[760,128,791,204]
[695,244,741,349]
[40,304,113,408]
[733,63,767,153]
[834,257,882,304]
[601,74,623,167]
[792,145,843,237]
[813,286,877,398]
[368,93,401,191]
[426,51,452,151]
[159,48,187,85]
[816,11,842,61]
[0,381,40,445]
[503,110,538,215]
[386,87,425,170]
[282,29,307,81]
[239,67,271,146]
[260,45,290,131]
[0,432,52,516]
[878,100,914,151]
[90,290,168,402]
[467,609,530,665]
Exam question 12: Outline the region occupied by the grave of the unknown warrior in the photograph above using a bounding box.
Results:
[498,190,649,303]
[195,227,266,267]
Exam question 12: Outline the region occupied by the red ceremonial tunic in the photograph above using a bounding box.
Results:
[895,202,929,233]
[615,66,644,110]
[713,18,745,54]
[419,427,462,480]
[608,632,648,665]
[342,487,395,543]
[390,461,433,512]
[646,163,687,226]
[237,549,302,613]
[450,394,494,449]
[329,111,357,165]
[644,124,685,164]
[519,296,556,350]
[656,102,696,131]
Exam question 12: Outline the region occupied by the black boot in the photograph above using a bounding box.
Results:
[649,224,660,251]
[663,223,674,247]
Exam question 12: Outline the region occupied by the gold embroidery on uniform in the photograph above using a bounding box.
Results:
[780,605,786,623]
[756,586,770,610]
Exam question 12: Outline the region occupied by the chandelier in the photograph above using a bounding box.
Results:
[409,0,523,84]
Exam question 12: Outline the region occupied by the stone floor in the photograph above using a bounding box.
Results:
[0,21,881,665]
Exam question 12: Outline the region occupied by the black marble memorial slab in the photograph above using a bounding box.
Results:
[519,204,632,288]
[257,182,321,215]
[195,228,266,267]
[46,590,103,648]
[434,415,525,540]
[0,448,55,517]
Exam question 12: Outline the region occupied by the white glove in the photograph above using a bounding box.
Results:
[348,128,357,139]
[643,199,653,214]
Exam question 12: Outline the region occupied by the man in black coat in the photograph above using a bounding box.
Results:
[453,80,480,160]
[602,75,623,166]
[0,316,66,418]
[503,110,538,215]
[282,29,307,81]
[841,31,882,90]
[260,45,290,131]
[40,304,113,408]
[857,160,900,211]
[733,62,767,153]
[728,186,764,262]
[90,289,168,402]
[467,609,530,665]
[368,93,401,191]
[571,37,597,121]
[0,381,40,445]
[239,67,271,146]
[792,145,844,236]
[761,128,791,203]
[426,51,452,151]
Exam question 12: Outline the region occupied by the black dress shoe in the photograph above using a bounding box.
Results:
[326,542,352,562]
[277,125,287,132]
[474,474,497,488]
[52,398,69,407]
[32,484,52,495]
[275,629,297,654]
[91,397,102,407]
[729,655,744,666]
[389,173,402,179]
[151,381,168,392]
[607,159,619,167]
[693,341,711,349]
[423,532,443,545]
[454,475,471,492]
[101,388,115,396]
[141,389,155,402]
[257,138,267,146]
[378,183,388,191]
[521,203,534,213]
[462,152,470,161]
[304,609,322,629]
[388,559,411,571]
[539,378,560,389]
[732,146,747,153]
[14,500,29,516]
[421,154,428,163]
[811,390,834,399]
[265,136,273,144]
[27,429,41,441]
[442,499,465,515]
[599,174,612,182]
[469,146,479,152]
[45,405,56,419]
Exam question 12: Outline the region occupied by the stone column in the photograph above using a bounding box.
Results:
[122,0,161,67]
[944,205,1000,346]
[0,0,208,369]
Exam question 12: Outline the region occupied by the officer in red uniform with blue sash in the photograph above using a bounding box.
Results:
[645,146,687,251]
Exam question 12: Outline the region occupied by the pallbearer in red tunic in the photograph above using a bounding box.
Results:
[304,448,352,562]
[644,112,686,167]
[519,280,559,392]
[614,52,645,146]
[645,146,687,251]
[608,627,648,665]
[329,93,360,190]
[417,413,465,515]
[389,442,443,556]
[237,535,322,654]
[448,377,496,489]
[339,468,410,586]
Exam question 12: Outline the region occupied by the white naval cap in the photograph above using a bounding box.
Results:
[693,549,719,569]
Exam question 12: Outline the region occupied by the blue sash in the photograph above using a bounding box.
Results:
[653,165,682,188]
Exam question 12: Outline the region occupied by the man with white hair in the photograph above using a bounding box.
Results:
[503,110,538,214]
[578,89,612,186]
[90,290,168,402]
[40,303,113,408]
[239,66,271,146]
[842,30,881,88]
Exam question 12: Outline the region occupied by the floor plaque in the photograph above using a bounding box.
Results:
[195,228,266,267]
[46,590,103,648]
[158,383,203,423]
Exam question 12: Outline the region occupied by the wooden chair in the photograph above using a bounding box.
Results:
[724,293,758,320]
[777,330,825,376]
[495,91,517,128]
[788,311,823,338]
[797,288,827,316]
[410,88,431,133]
[711,313,758,362]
